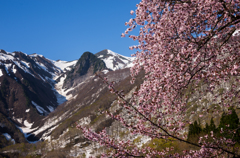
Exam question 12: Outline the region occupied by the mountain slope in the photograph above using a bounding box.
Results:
[33,68,144,156]
[0,48,136,155]
[0,49,64,144]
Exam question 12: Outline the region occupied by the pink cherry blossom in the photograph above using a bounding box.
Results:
[79,0,240,157]
[130,10,134,15]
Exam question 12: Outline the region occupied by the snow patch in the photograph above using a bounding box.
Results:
[2,133,15,144]
[52,60,77,72]
[54,74,67,104]
[125,62,135,68]
[47,106,54,112]
[4,64,11,75]
[33,110,72,139]
[32,101,47,114]
[102,70,109,74]
[24,120,33,128]
[38,75,46,81]
[0,69,3,77]
[29,53,43,58]
[0,53,15,61]
[16,118,23,124]
[16,124,39,143]
[12,65,17,73]
[12,61,35,77]
[36,62,48,71]
[21,61,31,69]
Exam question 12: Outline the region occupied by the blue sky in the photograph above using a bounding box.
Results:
[0,0,140,61]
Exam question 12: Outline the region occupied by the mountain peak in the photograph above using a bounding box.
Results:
[74,51,107,76]
[95,49,117,57]
[95,49,134,71]
[0,49,7,54]
[63,51,107,89]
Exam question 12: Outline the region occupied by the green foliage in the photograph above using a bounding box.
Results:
[218,107,240,142]
[143,138,181,156]
[187,108,240,143]
[145,138,174,149]
[219,108,239,130]
[188,120,202,139]
[0,135,14,148]
[209,117,216,132]
[204,123,209,133]
[203,117,216,133]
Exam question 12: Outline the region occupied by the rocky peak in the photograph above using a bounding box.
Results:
[74,51,106,76]
[63,51,107,89]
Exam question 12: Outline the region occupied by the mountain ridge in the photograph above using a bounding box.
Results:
[0,48,135,148]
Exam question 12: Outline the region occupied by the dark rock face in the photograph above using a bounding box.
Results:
[63,51,107,89]
[74,51,106,76]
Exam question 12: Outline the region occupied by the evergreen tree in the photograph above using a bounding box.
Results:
[188,120,202,138]
[204,123,210,133]
[218,108,240,142]
[209,117,216,132]
[188,124,194,138]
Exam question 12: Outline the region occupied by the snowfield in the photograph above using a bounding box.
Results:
[99,49,135,71]
[52,60,77,72]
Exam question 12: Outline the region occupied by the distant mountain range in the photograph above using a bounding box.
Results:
[0,48,136,152]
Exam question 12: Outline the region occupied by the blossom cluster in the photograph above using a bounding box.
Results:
[79,0,240,157]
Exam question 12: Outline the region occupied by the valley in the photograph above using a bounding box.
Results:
[0,48,140,157]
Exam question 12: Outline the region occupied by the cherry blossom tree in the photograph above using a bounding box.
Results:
[79,0,240,157]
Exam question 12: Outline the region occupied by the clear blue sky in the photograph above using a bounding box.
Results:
[0,0,140,61]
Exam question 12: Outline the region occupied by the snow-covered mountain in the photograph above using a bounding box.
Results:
[50,49,135,72]
[51,49,135,103]
[0,50,62,114]
[0,49,135,149]
[0,49,67,147]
